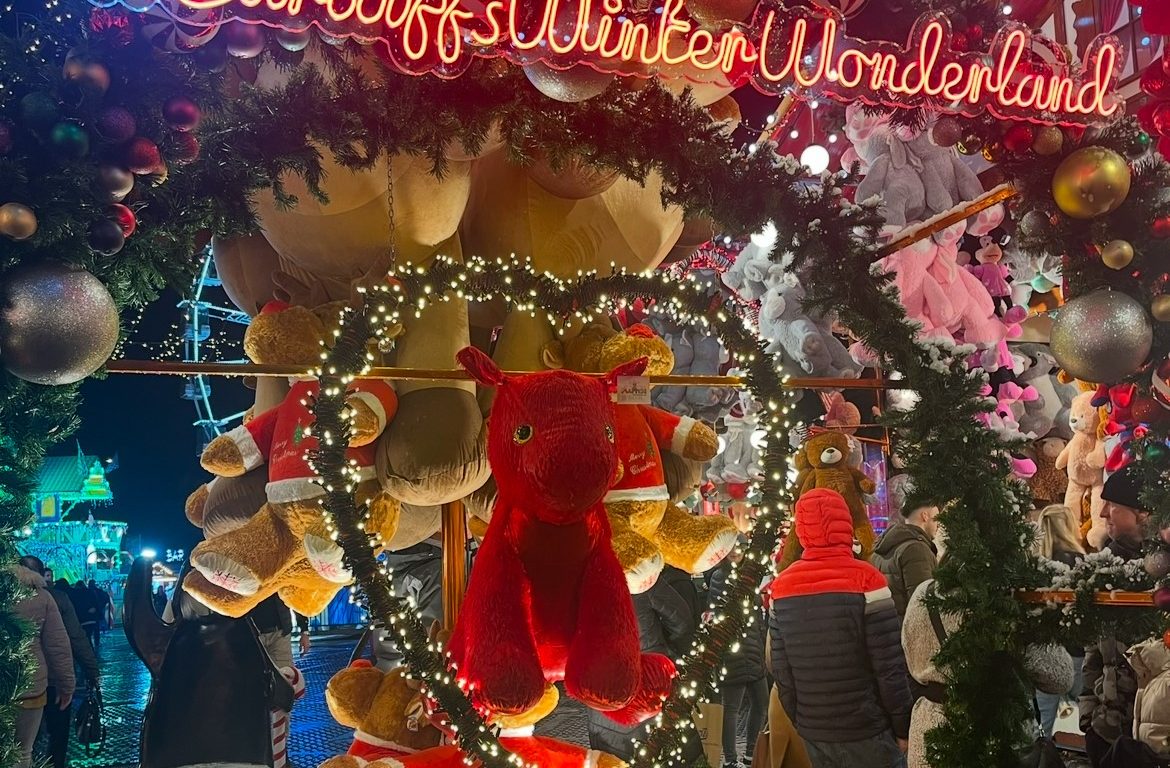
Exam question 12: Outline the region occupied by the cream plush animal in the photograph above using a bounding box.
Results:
[1055,392,1107,550]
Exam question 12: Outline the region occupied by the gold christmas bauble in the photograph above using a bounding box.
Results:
[1051,147,1132,219]
[1100,239,1135,270]
[0,203,38,240]
[1032,126,1063,156]
[685,0,756,26]
[1153,295,1170,323]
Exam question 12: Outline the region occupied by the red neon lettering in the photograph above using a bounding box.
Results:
[164,0,1121,124]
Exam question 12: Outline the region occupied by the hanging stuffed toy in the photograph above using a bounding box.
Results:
[1092,383,1144,473]
[777,431,876,570]
[545,323,736,592]
[185,301,402,617]
[449,346,675,721]
[1055,392,1107,550]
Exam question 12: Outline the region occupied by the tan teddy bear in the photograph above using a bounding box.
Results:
[544,322,734,592]
[183,301,401,618]
[1056,391,1107,550]
[778,431,876,570]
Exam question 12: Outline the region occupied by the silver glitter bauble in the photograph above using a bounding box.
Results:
[522,63,614,102]
[0,261,119,385]
[1145,550,1170,580]
[1050,290,1152,384]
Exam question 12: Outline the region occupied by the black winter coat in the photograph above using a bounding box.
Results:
[709,561,767,686]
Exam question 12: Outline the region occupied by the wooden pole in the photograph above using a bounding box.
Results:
[441,499,467,631]
[103,360,898,391]
[1016,590,1156,606]
[874,185,1019,259]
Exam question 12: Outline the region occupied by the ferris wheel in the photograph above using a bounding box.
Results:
[179,246,252,454]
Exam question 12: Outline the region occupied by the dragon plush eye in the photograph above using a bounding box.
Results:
[605,425,615,443]
[513,424,534,444]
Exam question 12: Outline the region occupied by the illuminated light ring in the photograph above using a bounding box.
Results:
[88,0,1124,124]
[308,256,792,768]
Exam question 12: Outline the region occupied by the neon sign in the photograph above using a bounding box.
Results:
[115,0,1124,125]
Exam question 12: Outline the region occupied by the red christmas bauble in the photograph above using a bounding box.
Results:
[124,137,162,175]
[1143,60,1170,99]
[967,24,983,41]
[107,203,136,237]
[1154,103,1170,138]
[172,132,200,164]
[162,96,201,132]
[952,32,969,52]
[1139,101,1161,134]
[1154,216,1170,239]
[223,22,265,58]
[1003,124,1036,154]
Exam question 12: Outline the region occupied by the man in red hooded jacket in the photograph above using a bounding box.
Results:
[768,489,912,768]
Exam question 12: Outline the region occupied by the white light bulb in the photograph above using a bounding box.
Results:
[800,144,830,174]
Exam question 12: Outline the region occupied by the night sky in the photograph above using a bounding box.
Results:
[72,286,252,558]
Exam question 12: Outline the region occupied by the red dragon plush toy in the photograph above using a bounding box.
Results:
[449,346,675,723]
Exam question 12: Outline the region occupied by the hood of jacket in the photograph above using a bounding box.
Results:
[11,564,45,589]
[794,488,856,555]
[873,522,935,557]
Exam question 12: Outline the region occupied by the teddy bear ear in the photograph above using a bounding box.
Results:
[457,346,507,388]
[541,340,566,370]
[325,664,387,728]
[602,356,649,387]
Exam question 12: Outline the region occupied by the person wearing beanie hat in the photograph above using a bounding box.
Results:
[768,489,911,767]
[1078,463,1153,766]
[1098,463,1150,561]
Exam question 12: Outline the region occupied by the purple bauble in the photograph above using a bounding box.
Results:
[162,96,201,132]
[1155,586,1170,611]
[0,121,12,155]
[95,106,137,143]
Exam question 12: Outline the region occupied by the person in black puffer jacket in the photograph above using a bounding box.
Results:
[769,489,911,768]
[710,546,769,768]
[587,565,699,761]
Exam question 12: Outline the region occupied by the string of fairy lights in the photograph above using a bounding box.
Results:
[304,254,795,768]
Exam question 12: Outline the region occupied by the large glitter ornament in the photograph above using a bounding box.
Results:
[1032,126,1063,156]
[1051,147,1132,219]
[1050,290,1152,383]
[523,63,614,102]
[95,106,137,142]
[0,203,38,240]
[0,261,119,385]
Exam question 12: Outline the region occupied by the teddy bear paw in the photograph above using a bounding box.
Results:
[191,551,261,596]
[347,399,382,447]
[690,527,739,574]
[303,534,354,584]
[200,435,247,477]
[682,424,719,462]
[624,551,664,595]
[184,483,210,528]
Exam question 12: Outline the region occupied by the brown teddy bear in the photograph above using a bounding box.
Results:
[322,663,628,768]
[545,322,735,592]
[778,431,876,570]
[183,301,402,618]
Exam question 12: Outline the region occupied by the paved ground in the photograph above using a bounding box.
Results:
[36,629,1089,768]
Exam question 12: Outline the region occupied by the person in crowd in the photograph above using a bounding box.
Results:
[587,565,699,762]
[902,570,1073,768]
[375,538,443,669]
[1080,465,1150,767]
[153,584,169,616]
[769,489,911,768]
[1030,504,1087,737]
[710,546,769,768]
[11,560,75,768]
[72,579,101,652]
[20,557,101,768]
[89,579,114,630]
[870,490,939,621]
[250,593,310,670]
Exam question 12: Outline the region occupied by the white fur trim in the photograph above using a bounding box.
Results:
[353,730,422,755]
[225,425,264,472]
[497,725,535,738]
[670,417,698,455]
[604,485,669,503]
[349,392,387,431]
[266,467,376,503]
[191,552,260,596]
[303,534,353,584]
